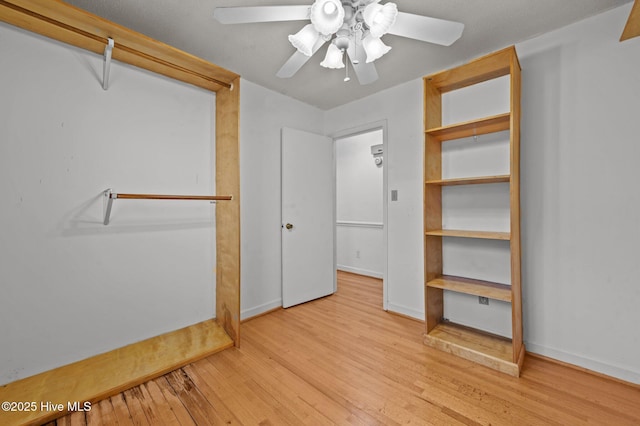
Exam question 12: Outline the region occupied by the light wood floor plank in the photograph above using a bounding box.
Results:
[164,369,233,425]
[107,393,134,426]
[188,357,296,425]
[85,399,118,426]
[244,311,457,425]
[136,381,181,426]
[224,339,365,425]
[54,271,640,425]
[213,350,336,425]
[151,377,196,426]
[121,388,152,426]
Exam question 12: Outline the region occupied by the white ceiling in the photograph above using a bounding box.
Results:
[65,0,631,110]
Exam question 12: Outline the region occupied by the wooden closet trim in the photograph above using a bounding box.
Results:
[0,0,239,91]
[621,0,640,41]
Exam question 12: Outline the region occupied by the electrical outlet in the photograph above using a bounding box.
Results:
[356,250,360,259]
[479,296,489,305]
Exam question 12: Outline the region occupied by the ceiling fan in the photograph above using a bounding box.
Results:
[213,0,464,84]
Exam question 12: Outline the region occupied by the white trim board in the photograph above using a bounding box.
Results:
[525,342,640,385]
[241,299,282,321]
[386,303,424,321]
[336,220,383,229]
[337,265,383,279]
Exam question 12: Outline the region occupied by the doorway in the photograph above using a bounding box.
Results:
[334,122,388,309]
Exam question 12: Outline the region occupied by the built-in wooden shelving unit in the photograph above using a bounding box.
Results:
[423,46,523,376]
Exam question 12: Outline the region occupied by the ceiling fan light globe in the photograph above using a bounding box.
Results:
[363,1,398,38]
[363,35,391,63]
[320,43,345,69]
[323,2,336,14]
[310,0,345,35]
[288,24,320,56]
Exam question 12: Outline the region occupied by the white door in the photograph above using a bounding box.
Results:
[281,127,335,308]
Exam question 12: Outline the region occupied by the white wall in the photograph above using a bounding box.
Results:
[516,4,640,382]
[0,24,217,385]
[336,130,384,278]
[440,77,513,337]
[239,80,324,320]
[325,81,425,318]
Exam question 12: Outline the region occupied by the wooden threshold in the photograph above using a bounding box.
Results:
[424,321,521,377]
[425,113,510,141]
[427,275,512,302]
[0,319,233,426]
[425,229,511,241]
[426,174,510,186]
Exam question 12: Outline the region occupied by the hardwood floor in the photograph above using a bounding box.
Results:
[53,271,640,425]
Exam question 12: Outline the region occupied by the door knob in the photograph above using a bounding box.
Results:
[285,223,293,230]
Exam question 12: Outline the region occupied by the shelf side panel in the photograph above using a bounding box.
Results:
[424,79,444,333]
[510,52,523,363]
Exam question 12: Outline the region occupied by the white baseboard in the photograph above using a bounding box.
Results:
[525,342,640,385]
[241,299,282,321]
[386,302,424,321]
[337,265,383,279]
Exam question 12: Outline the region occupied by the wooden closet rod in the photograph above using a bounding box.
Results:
[111,193,233,201]
[103,189,232,225]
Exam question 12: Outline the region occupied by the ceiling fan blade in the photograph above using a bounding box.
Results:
[346,42,378,85]
[276,38,327,78]
[213,6,310,24]
[388,12,464,46]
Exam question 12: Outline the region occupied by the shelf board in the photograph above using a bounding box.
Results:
[424,321,520,376]
[425,113,510,141]
[425,229,510,241]
[427,275,512,302]
[426,175,510,186]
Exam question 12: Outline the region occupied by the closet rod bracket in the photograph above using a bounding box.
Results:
[103,38,114,90]
[103,188,115,225]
